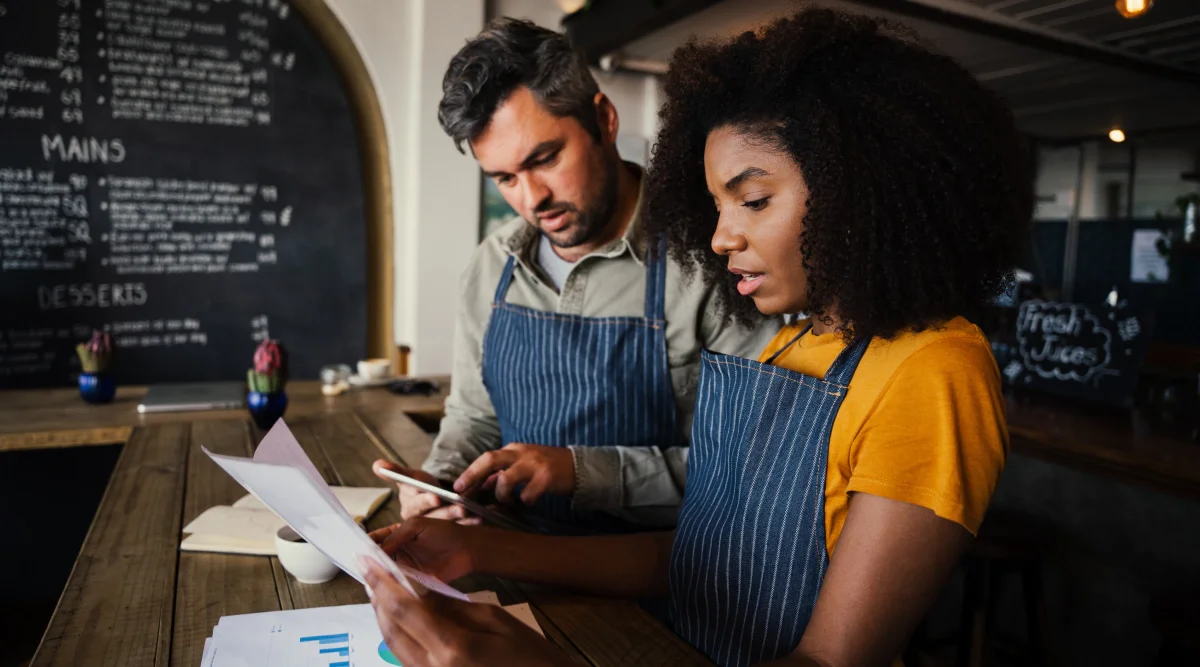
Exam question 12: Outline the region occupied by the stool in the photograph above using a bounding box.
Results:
[905,509,1054,667]
[1150,590,1200,666]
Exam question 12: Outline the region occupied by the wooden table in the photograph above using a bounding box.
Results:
[24,400,709,667]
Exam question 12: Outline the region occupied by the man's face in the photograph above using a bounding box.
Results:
[472,87,618,249]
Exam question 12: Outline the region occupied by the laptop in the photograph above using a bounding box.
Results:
[138,382,246,414]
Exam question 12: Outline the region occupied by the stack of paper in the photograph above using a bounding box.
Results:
[199,593,544,666]
[182,487,393,555]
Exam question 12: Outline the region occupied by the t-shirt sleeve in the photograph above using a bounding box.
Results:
[844,337,1008,535]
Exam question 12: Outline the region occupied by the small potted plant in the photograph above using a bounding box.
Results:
[76,330,116,404]
[246,339,288,429]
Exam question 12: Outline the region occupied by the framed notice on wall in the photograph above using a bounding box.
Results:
[1002,299,1153,407]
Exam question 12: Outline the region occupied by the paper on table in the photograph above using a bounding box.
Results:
[201,637,212,667]
[204,600,544,667]
[203,421,466,601]
[504,602,545,637]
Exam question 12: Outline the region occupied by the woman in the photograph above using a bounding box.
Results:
[361,8,1032,667]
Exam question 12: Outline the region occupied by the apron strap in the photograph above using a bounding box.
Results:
[763,322,870,387]
[493,254,519,306]
[825,335,870,386]
[763,322,811,366]
[643,237,669,321]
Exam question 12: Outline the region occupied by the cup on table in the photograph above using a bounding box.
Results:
[274,525,339,584]
[320,363,352,386]
[357,358,392,381]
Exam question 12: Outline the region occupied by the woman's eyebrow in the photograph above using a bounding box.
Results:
[723,166,770,192]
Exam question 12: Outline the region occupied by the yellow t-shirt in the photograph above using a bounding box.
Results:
[758,316,1008,556]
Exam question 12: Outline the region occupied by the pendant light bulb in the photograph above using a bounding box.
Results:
[1115,0,1153,18]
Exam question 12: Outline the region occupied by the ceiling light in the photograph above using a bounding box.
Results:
[556,0,589,13]
[1109,128,1126,142]
[1115,0,1153,18]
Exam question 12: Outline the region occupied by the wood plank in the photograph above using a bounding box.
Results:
[517,584,713,667]
[357,405,435,468]
[30,424,190,667]
[170,419,284,667]
[0,426,132,452]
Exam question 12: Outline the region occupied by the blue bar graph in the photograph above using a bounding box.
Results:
[299,632,351,667]
[299,633,350,644]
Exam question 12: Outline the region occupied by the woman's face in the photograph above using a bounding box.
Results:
[704,125,810,316]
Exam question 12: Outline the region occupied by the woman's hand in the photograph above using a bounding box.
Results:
[369,518,480,583]
[362,558,573,667]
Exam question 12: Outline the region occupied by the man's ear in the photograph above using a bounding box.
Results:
[594,92,619,144]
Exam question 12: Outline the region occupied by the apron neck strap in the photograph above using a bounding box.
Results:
[763,321,870,386]
[643,237,668,321]
[492,255,519,305]
[825,335,870,386]
[495,237,668,316]
[763,323,810,366]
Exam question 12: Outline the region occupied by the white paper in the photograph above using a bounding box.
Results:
[252,420,355,524]
[1131,229,1170,283]
[207,601,543,666]
[201,637,212,667]
[503,602,544,637]
[202,420,466,601]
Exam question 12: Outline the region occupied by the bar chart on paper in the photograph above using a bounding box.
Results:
[202,605,405,667]
[299,632,352,667]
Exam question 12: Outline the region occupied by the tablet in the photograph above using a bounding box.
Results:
[375,468,534,532]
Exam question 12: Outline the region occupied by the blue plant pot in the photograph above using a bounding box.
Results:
[78,372,117,404]
[247,390,288,429]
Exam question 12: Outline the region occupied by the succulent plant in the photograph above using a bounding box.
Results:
[76,331,114,374]
[248,339,287,393]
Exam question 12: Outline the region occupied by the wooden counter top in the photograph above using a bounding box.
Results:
[6,379,1199,502]
[1006,392,1200,501]
[27,408,709,667]
[0,378,449,452]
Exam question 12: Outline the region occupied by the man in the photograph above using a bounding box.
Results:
[373,18,776,529]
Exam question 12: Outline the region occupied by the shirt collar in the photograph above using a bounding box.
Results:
[504,162,648,267]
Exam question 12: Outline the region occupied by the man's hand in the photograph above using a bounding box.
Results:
[372,460,481,525]
[453,443,575,505]
[368,518,478,584]
[362,558,572,667]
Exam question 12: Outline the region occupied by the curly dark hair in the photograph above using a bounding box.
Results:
[644,8,1033,340]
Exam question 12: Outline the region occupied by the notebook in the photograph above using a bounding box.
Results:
[182,486,392,556]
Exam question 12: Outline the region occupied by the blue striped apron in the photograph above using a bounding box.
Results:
[480,240,680,531]
[668,327,869,666]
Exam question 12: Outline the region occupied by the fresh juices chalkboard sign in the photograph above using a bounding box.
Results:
[1003,299,1152,407]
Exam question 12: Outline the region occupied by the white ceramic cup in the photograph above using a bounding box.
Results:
[274,526,339,584]
[357,358,392,380]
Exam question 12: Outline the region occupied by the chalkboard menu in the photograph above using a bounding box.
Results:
[1002,299,1153,407]
[0,0,368,388]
